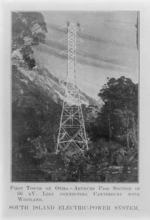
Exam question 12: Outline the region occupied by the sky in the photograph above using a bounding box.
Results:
[33,11,139,100]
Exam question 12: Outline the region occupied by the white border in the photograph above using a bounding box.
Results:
[1,0,150,219]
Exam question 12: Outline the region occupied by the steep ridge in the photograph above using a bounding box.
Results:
[12,57,99,147]
[12,61,100,181]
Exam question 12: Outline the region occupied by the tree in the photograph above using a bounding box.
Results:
[12,12,47,49]
[90,76,138,145]
[12,12,48,69]
[99,76,138,116]
[12,12,32,51]
[18,12,47,32]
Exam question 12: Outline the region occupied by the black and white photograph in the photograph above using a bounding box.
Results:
[11,11,139,182]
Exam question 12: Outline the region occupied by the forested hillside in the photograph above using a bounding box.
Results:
[12,12,138,182]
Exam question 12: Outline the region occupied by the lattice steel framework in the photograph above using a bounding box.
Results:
[56,22,88,157]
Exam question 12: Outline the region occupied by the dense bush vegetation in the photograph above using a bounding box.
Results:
[12,71,138,182]
[12,12,47,70]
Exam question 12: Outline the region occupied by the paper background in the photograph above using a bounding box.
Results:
[0,0,150,219]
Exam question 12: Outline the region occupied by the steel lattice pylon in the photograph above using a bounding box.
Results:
[56,22,88,157]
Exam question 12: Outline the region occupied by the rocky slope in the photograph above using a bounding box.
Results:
[12,57,100,181]
[12,58,98,107]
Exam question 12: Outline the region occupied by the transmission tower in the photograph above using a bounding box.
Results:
[56,22,88,158]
